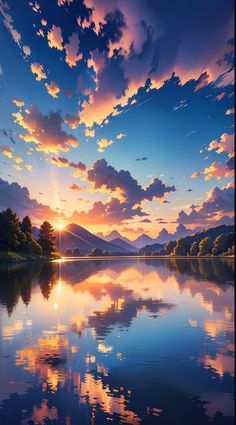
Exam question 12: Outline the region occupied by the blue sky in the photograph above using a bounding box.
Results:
[0,0,234,237]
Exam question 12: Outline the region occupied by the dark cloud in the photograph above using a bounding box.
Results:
[0,178,63,223]
[136,157,148,161]
[12,106,78,154]
[177,186,234,227]
[87,159,175,205]
[50,157,86,172]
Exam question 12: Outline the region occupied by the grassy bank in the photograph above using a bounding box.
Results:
[0,251,60,263]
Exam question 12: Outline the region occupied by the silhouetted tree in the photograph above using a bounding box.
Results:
[38,221,56,255]
[0,208,25,252]
[198,237,212,256]
[190,241,199,256]
[73,248,81,256]
[65,248,72,256]
[21,216,32,234]
[173,238,191,256]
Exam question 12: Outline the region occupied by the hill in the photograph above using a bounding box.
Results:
[140,224,235,254]
[55,223,131,254]
[109,238,138,253]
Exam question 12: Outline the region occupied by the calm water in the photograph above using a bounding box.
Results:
[0,258,234,425]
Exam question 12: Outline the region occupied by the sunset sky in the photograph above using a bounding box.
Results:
[0,0,234,238]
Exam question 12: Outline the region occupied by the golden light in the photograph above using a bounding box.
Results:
[55,223,65,230]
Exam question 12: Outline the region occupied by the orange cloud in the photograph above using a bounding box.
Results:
[203,162,234,180]
[12,106,78,154]
[30,62,47,81]
[12,99,24,107]
[47,25,63,50]
[45,81,60,98]
[64,114,80,129]
[208,133,234,157]
[97,138,114,152]
[65,32,82,67]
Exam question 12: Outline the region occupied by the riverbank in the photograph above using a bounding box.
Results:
[0,251,60,263]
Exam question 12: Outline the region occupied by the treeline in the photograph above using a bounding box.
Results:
[65,247,109,257]
[145,232,235,257]
[0,208,57,256]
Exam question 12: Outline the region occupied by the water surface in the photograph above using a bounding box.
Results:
[0,258,234,424]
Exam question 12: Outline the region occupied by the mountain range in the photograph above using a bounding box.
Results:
[140,224,235,254]
[97,224,201,249]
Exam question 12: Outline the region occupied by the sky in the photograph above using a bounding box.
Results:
[0,0,235,239]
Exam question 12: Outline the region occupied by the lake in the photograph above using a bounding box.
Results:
[0,258,234,425]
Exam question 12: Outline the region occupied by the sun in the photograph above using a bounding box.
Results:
[55,223,65,231]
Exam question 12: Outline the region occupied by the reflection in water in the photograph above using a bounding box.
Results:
[0,258,234,425]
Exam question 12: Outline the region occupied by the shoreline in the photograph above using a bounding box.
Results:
[0,252,234,264]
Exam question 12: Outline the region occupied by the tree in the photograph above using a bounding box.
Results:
[21,216,32,234]
[20,215,42,254]
[173,238,191,256]
[198,237,213,256]
[0,208,25,253]
[38,221,56,255]
[163,240,176,255]
[73,248,81,256]
[65,248,72,256]
[190,241,199,256]
[89,247,103,256]
[212,233,226,256]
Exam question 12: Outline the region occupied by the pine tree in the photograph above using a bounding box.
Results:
[38,221,56,255]
[21,216,33,234]
[0,208,26,253]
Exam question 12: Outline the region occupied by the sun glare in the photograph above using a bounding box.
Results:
[55,223,65,230]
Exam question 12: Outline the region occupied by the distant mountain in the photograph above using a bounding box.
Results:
[133,234,156,249]
[99,230,139,247]
[56,224,131,254]
[109,238,138,253]
[140,224,235,254]
[155,224,201,244]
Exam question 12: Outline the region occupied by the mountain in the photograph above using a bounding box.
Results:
[140,224,235,254]
[109,238,138,253]
[99,230,139,247]
[139,243,163,254]
[133,234,156,249]
[155,225,201,244]
[55,223,131,254]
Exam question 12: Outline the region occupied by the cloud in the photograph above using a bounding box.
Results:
[177,186,234,227]
[207,133,234,157]
[64,114,80,129]
[0,178,63,224]
[12,99,24,108]
[226,107,234,115]
[47,25,63,50]
[12,106,78,154]
[23,45,31,56]
[97,138,114,152]
[69,183,85,190]
[203,162,234,180]
[50,156,86,172]
[116,133,126,139]
[191,171,201,179]
[65,32,82,67]
[30,62,47,81]
[136,157,148,161]
[45,81,60,98]
[0,144,13,158]
[84,128,95,137]
[87,159,175,204]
